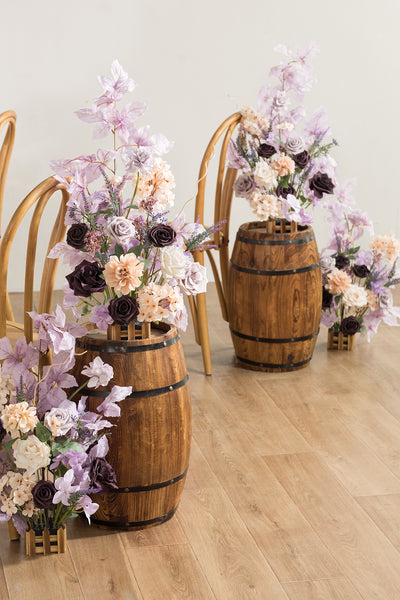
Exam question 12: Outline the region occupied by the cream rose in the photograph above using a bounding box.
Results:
[342,284,368,308]
[160,247,188,281]
[13,436,51,475]
[253,162,278,189]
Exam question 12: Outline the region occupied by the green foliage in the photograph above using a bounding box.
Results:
[35,422,52,443]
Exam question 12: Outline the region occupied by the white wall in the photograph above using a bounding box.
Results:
[1,0,399,291]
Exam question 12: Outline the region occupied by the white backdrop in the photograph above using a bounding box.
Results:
[1,0,399,291]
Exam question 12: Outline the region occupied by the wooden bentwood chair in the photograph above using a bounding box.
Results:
[189,112,242,375]
[0,176,69,343]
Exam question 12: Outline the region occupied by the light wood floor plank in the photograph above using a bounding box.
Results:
[177,487,289,599]
[0,560,10,600]
[193,424,340,582]
[356,493,400,552]
[120,514,187,549]
[0,524,84,600]
[262,380,400,496]
[67,522,143,599]
[283,577,364,600]
[266,452,400,599]
[126,544,216,599]
[207,375,311,455]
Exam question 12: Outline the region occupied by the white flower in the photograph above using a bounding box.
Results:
[22,500,36,517]
[342,284,368,308]
[13,436,51,475]
[0,495,17,516]
[160,247,188,281]
[253,162,278,189]
[276,122,294,131]
[44,407,75,435]
[81,357,114,388]
[13,487,31,506]
[180,261,208,295]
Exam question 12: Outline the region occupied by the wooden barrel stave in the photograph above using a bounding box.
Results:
[228,221,322,372]
[72,323,191,529]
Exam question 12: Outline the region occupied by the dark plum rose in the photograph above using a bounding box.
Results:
[32,481,56,509]
[352,264,370,278]
[91,457,118,492]
[276,184,296,199]
[322,287,333,310]
[309,172,335,198]
[66,223,89,249]
[293,150,310,169]
[258,143,276,159]
[148,224,176,247]
[335,255,350,270]
[108,295,139,325]
[66,260,106,297]
[340,316,361,336]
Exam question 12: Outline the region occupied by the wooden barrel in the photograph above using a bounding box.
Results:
[228,221,322,372]
[72,322,191,529]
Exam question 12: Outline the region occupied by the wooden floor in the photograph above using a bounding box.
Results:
[1,284,400,599]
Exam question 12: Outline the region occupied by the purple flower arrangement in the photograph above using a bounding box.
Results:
[321,190,400,340]
[49,60,218,332]
[0,307,132,536]
[228,42,338,225]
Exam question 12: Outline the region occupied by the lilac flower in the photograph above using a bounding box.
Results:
[280,194,313,226]
[0,337,38,387]
[90,304,114,331]
[88,435,109,460]
[97,59,136,104]
[76,495,99,523]
[53,469,79,506]
[226,140,248,169]
[102,103,147,144]
[81,357,114,388]
[48,242,90,270]
[97,385,132,417]
[29,306,86,357]
[51,450,88,471]
[121,146,154,175]
[347,209,374,238]
[303,107,331,138]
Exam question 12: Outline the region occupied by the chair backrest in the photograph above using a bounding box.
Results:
[0,110,17,237]
[0,176,69,342]
[194,112,242,319]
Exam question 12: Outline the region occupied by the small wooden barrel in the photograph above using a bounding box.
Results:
[228,221,322,372]
[72,323,191,529]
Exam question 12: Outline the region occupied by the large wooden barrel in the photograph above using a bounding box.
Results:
[72,323,191,529]
[228,221,322,372]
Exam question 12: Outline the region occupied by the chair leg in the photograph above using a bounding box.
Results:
[196,291,212,376]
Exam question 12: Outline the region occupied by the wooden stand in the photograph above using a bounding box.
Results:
[327,328,355,351]
[8,520,20,541]
[107,322,151,341]
[25,525,66,556]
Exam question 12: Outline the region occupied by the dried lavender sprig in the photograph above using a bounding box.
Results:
[185,221,225,252]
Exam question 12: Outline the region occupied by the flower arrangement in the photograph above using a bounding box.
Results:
[321,194,400,340]
[228,42,338,225]
[0,307,132,537]
[49,60,216,332]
